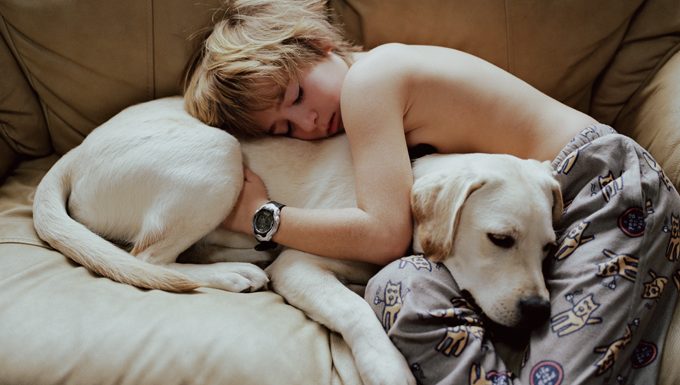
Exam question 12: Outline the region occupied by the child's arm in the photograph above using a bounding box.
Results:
[222,50,414,265]
[222,167,412,265]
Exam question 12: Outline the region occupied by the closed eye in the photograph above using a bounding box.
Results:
[293,85,304,105]
[269,123,292,137]
[487,233,515,248]
[543,242,557,255]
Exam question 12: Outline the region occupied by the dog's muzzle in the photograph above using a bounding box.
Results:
[518,296,551,330]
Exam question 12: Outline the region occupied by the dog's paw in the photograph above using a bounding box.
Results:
[207,262,270,292]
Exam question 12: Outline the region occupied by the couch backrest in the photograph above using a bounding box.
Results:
[1,0,678,179]
[0,0,223,162]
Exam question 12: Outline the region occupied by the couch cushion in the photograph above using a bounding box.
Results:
[0,0,222,155]
[591,0,680,126]
[0,22,50,155]
[0,157,362,385]
[614,50,680,188]
[0,23,50,179]
[0,137,15,184]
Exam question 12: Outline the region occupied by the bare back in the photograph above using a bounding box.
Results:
[345,44,597,161]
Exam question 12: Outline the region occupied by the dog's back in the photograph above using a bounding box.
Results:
[33,97,243,291]
[242,135,356,209]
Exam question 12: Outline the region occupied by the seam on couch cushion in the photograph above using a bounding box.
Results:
[0,237,47,248]
[591,0,680,124]
[0,221,46,247]
[0,214,46,247]
[606,0,665,123]
[0,16,48,132]
[614,42,680,125]
[0,16,51,158]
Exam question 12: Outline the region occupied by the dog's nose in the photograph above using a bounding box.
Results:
[519,296,551,330]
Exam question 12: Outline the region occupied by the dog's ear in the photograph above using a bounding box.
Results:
[543,161,564,224]
[411,172,485,261]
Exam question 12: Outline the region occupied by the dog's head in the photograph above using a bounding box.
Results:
[411,153,562,329]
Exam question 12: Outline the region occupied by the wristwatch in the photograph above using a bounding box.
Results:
[252,201,285,251]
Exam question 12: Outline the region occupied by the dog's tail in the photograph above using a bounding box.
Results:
[32,152,200,292]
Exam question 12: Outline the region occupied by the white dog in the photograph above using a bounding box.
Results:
[411,153,563,329]
[33,97,561,385]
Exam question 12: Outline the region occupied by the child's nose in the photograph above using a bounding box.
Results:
[295,109,318,132]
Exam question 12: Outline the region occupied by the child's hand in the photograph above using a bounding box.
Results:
[221,167,269,235]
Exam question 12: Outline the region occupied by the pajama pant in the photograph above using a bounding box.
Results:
[366,125,680,385]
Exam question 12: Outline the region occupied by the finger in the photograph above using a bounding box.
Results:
[243,167,255,181]
[246,169,263,183]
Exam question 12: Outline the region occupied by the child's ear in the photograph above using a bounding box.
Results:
[318,41,335,54]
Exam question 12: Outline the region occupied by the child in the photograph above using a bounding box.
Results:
[183,1,680,384]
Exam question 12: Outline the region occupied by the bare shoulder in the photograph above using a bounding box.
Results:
[344,43,414,89]
[341,44,414,124]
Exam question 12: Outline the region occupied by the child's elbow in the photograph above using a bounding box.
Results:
[369,224,412,265]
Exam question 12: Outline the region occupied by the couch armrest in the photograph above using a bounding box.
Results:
[614,48,680,189]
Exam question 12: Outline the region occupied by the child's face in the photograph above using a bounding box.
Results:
[252,52,348,140]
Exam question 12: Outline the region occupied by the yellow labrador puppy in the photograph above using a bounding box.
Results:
[33,98,267,293]
[411,153,563,328]
[33,97,560,385]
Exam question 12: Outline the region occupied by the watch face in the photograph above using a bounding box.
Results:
[254,210,274,233]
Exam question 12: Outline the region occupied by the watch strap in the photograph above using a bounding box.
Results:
[254,241,279,251]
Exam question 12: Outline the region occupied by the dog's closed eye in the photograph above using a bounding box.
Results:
[543,242,557,255]
[487,233,515,248]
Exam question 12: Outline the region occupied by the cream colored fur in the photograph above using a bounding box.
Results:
[33,98,266,293]
[411,153,562,327]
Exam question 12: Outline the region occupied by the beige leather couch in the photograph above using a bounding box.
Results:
[1,1,679,384]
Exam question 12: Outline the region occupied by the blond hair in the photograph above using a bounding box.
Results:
[183,0,357,137]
